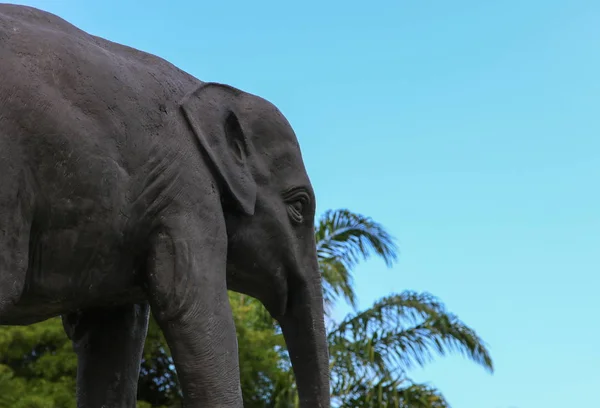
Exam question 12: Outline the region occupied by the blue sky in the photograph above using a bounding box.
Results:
[10,1,600,407]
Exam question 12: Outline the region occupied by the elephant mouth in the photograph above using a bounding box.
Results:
[268,266,290,319]
[226,264,289,318]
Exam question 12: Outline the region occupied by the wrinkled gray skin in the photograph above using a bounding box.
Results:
[0,4,329,408]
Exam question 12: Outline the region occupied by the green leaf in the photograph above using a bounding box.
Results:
[316,209,399,310]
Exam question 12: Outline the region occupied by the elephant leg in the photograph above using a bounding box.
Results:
[0,153,33,321]
[62,303,150,408]
[146,216,243,408]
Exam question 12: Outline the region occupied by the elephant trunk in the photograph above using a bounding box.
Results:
[278,261,330,408]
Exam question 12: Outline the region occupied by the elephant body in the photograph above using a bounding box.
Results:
[0,4,201,323]
[0,4,330,408]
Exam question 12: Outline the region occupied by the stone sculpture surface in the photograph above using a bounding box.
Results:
[0,4,330,407]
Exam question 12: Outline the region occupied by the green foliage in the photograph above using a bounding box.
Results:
[328,292,493,407]
[0,318,76,408]
[316,209,398,311]
[340,379,451,408]
[329,292,493,379]
[318,210,492,407]
[230,293,291,407]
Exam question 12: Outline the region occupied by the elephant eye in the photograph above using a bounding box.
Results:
[288,200,304,224]
[292,201,303,213]
[282,187,311,225]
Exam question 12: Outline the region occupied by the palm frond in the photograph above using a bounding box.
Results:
[320,257,357,312]
[395,382,451,408]
[328,291,493,386]
[336,377,451,408]
[316,209,399,308]
[329,291,449,341]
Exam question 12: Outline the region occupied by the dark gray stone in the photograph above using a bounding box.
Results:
[0,4,329,407]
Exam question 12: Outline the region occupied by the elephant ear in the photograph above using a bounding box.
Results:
[180,82,257,215]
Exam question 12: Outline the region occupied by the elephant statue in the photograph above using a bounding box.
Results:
[0,4,330,408]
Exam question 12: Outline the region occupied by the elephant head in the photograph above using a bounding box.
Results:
[181,82,330,407]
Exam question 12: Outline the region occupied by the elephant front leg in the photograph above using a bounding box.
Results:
[146,217,243,408]
[62,303,150,408]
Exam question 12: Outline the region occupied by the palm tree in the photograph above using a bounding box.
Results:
[311,209,493,407]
